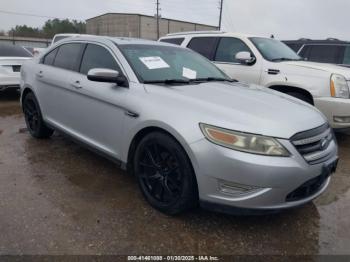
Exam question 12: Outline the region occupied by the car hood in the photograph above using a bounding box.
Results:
[145,82,327,139]
[283,61,350,80]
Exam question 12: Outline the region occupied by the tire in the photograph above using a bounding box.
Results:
[286,92,313,105]
[133,132,198,215]
[23,92,54,139]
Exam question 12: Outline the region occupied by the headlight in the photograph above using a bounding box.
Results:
[330,74,350,98]
[200,123,290,156]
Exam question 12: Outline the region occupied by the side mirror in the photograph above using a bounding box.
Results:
[87,68,129,87]
[235,51,256,65]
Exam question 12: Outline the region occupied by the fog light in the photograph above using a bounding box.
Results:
[334,116,350,123]
[218,180,259,196]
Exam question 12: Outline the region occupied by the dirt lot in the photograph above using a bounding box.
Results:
[1,90,350,256]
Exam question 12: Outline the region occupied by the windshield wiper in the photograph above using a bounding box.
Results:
[190,77,237,83]
[143,79,190,85]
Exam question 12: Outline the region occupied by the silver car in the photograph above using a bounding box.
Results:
[20,36,338,215]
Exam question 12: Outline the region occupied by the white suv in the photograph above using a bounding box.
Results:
[160,32,350,129]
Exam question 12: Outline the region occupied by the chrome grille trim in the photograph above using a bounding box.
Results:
[291,124,335,164]
[304,141,334,162]
[292,128,331,146]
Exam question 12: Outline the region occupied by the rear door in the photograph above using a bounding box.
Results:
[35,43,85,127]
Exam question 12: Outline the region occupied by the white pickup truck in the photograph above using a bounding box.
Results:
[160,32,350,129]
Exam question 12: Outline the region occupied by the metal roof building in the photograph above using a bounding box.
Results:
[86,13,218,40]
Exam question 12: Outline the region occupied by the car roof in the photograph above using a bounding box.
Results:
[161,31,262,39]
[283,38,350,45]
[59,35,182,47]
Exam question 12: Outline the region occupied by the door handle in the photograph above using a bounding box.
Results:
[71,81,82,89]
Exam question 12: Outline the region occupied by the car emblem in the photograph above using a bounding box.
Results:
[320,138,328,150]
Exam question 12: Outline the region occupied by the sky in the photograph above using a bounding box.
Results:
[0,0,348,40]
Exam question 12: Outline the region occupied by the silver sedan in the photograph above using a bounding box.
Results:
[20,36,338,215]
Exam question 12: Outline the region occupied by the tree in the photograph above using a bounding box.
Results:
[8,19,86,39]
[42,19,86,38]
[9,25,42,38]
[0,30,5,36]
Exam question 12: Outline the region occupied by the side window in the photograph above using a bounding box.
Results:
[53,43,84,71]
[187,37,219,60]
[215,37,253,63]
[307,45,340,64]
[159,38,185,46]
[43,48,58,65]
[80,44,121,75]
[343,46,350,65]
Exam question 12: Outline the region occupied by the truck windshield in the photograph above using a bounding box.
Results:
[250,37,301,62]
[118,44,231,84]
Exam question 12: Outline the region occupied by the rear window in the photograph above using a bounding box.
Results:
[53,43,84,71]
[159,38,185,46]
[0,44,32,57]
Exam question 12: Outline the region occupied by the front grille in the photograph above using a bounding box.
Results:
[12,65,21,72]
[291,123,334,165]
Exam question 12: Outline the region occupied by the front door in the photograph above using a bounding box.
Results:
[213,37,262,84]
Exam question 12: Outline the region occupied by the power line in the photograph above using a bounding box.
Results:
[0,9,74,20]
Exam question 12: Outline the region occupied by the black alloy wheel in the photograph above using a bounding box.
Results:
[134,132,198,215]
[23,92,54,138]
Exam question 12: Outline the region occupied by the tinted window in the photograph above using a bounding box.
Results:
[342,46,350,65]
[0,44,32,57]
[53,43,84,71]
[80,44,121,75]
[307,45,340,64]
[43,48,58,65]
[187,37,219,60]
[159,38,185,46]
[215,37,252,63]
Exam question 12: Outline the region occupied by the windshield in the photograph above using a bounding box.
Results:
[0,44,32,57]
[118,44,230,83]
[250,37,301,62]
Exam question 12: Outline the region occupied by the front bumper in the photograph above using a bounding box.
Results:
[314,97,350,129]
[190,137,338,211]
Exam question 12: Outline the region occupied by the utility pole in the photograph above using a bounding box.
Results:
[218,0,223,30]
[156,0,160,39]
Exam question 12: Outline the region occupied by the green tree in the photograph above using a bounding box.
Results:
[8,19,86,39]
[42,19,86,38]
[9,25,43,38]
